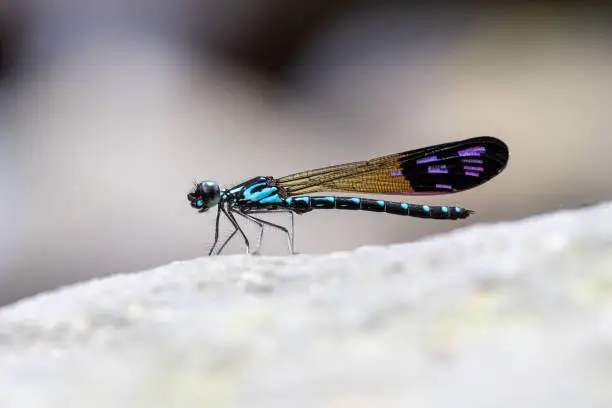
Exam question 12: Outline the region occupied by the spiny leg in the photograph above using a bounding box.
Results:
[222,206,250,254]
[238,209,294,255]
[208,205,223,256]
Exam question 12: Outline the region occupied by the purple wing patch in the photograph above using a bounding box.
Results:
[435,184,453,190]
[462,158,483,164]
[416,155,438,164]
[428,165,448,174]
[390,170,402,176]
[457,146,485,157]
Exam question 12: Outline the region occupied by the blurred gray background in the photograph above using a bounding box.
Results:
[0,0,611,306]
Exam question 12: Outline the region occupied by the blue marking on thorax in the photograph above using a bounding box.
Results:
[260,194,282,204]
[252,187,277,202]
[242,182,280,203]
[423,205,431,212]
[242,182,266,199]
[350,198,361,205]
[229,186,243,194]
[400,203,408,210]
[376,200,385,207]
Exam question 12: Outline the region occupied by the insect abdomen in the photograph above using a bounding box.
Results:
[285,196,472,220]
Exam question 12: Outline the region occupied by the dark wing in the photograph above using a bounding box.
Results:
[276,136,509,196]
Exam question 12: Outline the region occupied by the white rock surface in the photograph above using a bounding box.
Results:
[2,202,612,408]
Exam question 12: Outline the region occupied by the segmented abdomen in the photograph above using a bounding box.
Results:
[284,196,472,220]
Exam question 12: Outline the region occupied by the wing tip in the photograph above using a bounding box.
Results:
[466,135,510,175]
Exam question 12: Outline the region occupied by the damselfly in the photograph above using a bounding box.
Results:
[188,136,509,255]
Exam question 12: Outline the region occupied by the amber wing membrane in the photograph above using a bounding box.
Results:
[277,136,509,196]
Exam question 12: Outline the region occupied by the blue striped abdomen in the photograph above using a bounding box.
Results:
[284,196,472,220]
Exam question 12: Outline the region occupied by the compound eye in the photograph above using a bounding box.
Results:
[201,181,221,207]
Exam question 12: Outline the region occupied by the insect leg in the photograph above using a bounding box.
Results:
[222,205,250,254]
[238,209,294,255]
[232,210,265,254]
[208,205,223,256]
[215,228,238,255]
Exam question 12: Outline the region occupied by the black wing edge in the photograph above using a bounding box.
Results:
[399,136,510,194]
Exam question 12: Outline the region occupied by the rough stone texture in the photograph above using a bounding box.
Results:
[1,202,612,408]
